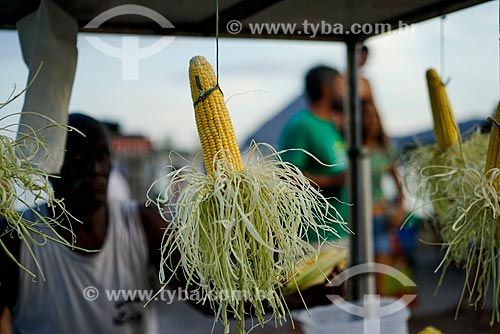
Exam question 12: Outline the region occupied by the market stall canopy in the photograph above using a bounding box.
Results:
[0,0,492,41]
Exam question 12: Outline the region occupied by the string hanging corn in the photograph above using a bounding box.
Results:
[404,68,500,324]
[147,56,349,334]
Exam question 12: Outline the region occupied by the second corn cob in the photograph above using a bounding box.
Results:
[283,248,347,295]
[418,326,444,334]
[485,102,500,173]
[426,68,458,150]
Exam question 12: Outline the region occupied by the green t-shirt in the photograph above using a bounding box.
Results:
[369,148,395,205]
[278,110,349,242]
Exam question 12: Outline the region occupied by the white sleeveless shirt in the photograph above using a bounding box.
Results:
[12,201,158,334]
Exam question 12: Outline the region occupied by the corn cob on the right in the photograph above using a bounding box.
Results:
[426,68,459,150]
[283,248,347,295]
[405,68,500,323]
[485,102,500,172]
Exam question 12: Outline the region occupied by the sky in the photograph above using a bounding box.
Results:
[0,1,499,152]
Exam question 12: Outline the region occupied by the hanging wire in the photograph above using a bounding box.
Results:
[440,15,445,78]
[191,0,221,107]
[215,0,219,85]
[440,15,450,85]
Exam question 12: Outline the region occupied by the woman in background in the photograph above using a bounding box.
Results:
[362,102,406,294]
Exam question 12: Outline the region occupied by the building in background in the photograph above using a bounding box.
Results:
[102,121,203,203]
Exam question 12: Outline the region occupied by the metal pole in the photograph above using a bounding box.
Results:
[346,39,360,300]
[346,39,375,299]
[360,157,376,297]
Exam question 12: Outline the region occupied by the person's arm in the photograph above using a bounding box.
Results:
[138,205,166,270]
[391,165,404,207]
[305,171,346,190]
[360,78,377,110]
[0,220,21,315]
[1,307,11,334]
[138,205,216,315]
[361,78,384,126]
[389,164,405,227]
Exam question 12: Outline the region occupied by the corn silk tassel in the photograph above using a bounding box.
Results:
[405,68,500,324]
[147,56,349,334]
[1,83,85,280]
[438,101,500,325]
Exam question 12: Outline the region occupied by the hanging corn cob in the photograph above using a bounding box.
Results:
[189,56,243,175]
[147,56,349,334]
[405,68,500,324]
[404,68,487,220]
[1,83,85,279]
[434,102,500,325]
[282,248,347,295]
[426,69,459,150]
[418,326,444,334]
[485,105,500,178]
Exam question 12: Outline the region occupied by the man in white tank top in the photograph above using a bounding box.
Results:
[0,114,172,334]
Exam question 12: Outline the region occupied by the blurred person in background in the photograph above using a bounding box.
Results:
[362,94,413,299]
[0,113,164,334]
[358,44,417,298]
[279,65,350,249]
[358,45,378,117]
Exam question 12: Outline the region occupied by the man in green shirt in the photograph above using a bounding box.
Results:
[279,65,349,244]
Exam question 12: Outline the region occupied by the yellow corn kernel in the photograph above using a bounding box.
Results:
[426,68,459,150]
[189,56,243,175]
[485,102,500,173]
